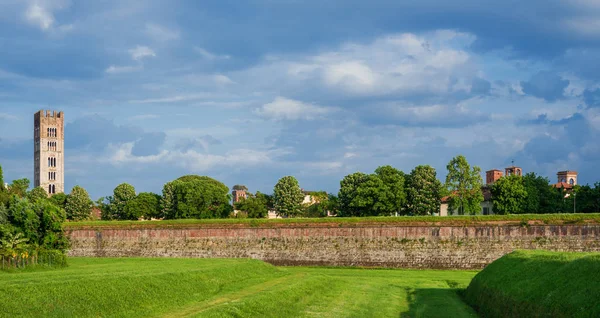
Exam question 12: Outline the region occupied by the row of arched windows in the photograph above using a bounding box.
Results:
[47,141,58,151]
[48,184,56,194]
[48,157,57,167]
[48,172,57,181]
[47,127,58,138]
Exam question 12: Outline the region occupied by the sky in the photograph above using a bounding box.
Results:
[1,0,600,199]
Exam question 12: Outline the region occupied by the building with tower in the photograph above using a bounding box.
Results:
[553,171,578,191]
[34,110,64,196]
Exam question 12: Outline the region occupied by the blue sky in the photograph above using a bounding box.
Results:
[1,0,600,199]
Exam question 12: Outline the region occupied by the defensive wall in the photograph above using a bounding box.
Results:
[65,215,600,269]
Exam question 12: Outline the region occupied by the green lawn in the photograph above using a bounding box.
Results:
[0,258,478,317]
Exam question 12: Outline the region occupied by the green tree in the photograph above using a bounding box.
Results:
[338,166,407,217]
[0,164,4,191]
[234,192,268,218]
[123,192,162,220]
[521,173,563,213]
[164,176,231,219]
[35,199,69,251]
[406,165,443,216]
[7,197,40,243]
[49,193,68,210]
[491,175,528,214]
[65,186,92,221]
[373,165,406,214]
[111,183,136,219]
[8,178,30,198]
[273,176,305,217]
[445,155,484,215]
[160,181,176,218]
[27,187,48,202]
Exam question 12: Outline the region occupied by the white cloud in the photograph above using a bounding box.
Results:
[128,114,159,121]
[255,97,336,121]
[128,46,156,61]
[23,0,72,32]
[0,113,18,120]
[108,142,277,172]
[194,47,231,60]
[128,93,213,104]
[105,65,142,74]
[145,23,180,42]
[214,74,235,85]
[25,3,54,30]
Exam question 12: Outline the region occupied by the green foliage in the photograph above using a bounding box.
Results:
[7,196,41,243]
[27,186,48,203]
[273,176,305,217]
[160,181,175,218]
[49,192,68,209]
[0,257,478,317]
[232,184,248,191]
[163,176,232,219]
[338,166,406,217]
[65,185,92,221]
[568,183,600,213]
[0,164,4,191]
[521,173,563,213]
[445,155,484,215]
[8,178,30,198]
[490,175,528,214]
[465,250,600,317]
[406,165,443,216]
[123,192,161,220]
[234,192,268,218]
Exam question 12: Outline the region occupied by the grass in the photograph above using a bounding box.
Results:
[64,213,600,229]
[0,258,478,317]
[464,250,600,318]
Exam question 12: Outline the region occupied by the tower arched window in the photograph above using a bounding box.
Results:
[49,185,52,193]
[52,185,55,194]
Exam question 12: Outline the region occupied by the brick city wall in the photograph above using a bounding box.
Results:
[66,224,600,269]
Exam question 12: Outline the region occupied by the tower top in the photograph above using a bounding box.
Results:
[35,110,64,119]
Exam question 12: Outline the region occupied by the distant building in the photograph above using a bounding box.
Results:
[553,171,578,193]
[34,110,64,196]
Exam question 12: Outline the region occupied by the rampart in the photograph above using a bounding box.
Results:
[66,219,600,269]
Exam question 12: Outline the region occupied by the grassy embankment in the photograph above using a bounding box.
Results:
[64,213,600,229]
[465,250,600,317]
[0,258,477,317]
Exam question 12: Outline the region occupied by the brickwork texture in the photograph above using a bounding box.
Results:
[67,224,600,269]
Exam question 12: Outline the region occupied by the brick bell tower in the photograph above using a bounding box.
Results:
[34,110,65,196]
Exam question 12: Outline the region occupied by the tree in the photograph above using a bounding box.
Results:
[8,178,30,198]
[49,193,68,210]
[123,192,162,220]
[491,175,528,214]
[65,186,92,221]
[163,176,232,219]
[338,166,407,217]
[521,173,563,213]
[406,165,443,216]
[0,164,4,191]
[160,181,176,218]
[232,184,248,191]
[234,192,268,218]
[111,183,136,219]
[27,187,48,203]
[273,176,305,217]
[35,199,69,251]
[7,197,40,243]
[445,155,484,215]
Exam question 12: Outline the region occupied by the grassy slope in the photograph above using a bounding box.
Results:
[64,213,600,229]
[0,258,478,318]
[465,250,600,318]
